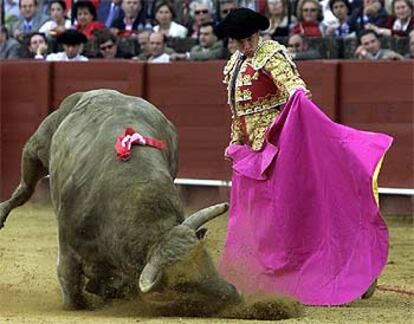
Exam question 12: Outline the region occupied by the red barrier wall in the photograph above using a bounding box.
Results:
[0,60,413,200]
[297,60,338,120]
[339,61,414,188]
[146,61,232,179]
[51,61,145,109]
[0,62,51,198]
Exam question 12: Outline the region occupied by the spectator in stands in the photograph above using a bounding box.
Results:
[325,0,354,36]
[405,29,414,58]
[320,0,342,28]
[111,0,149,37]
[226,37,238,55]
[97,0,123,28]
[263,0,294,37]
[0,26,22,59]
[133,30,151,60]
[4,0,21,31]
[73,0,105,39]
[10,0,50,41]
[366,0,413,36]
[143,0,157,24]
[354,29,403,59]
[5,0,20,20]
[39,0,71,37]
[291,0,325,36]
[172,0,192,28]
[384,0,393,13]
[95,28,132,58]
[25,31,48,58]
[217,0,239,22]
[287,33,322,59]
[152,1,188,38]
[188,0,216,38]
[349,0,388,33]
[46,29,89,61]
[147,31,171,63]
[238,0,267,14]
[170,21,225,60]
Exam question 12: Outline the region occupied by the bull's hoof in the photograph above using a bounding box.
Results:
[85,279,123,299]
[63,297,88,310]
[361,279,377,299]
[0,203,10,229]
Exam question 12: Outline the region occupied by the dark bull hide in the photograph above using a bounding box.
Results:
[0,90,301,320]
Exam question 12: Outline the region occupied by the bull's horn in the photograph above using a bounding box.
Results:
[139,262,162,293]
[182,203,229,230]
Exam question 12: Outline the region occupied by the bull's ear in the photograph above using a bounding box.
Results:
[139,262,162,293]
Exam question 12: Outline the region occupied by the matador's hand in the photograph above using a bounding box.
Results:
[224,147,232,161]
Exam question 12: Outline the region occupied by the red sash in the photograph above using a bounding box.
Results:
[115,128,166,161]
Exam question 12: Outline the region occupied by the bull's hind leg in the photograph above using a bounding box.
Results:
[0,146,47,228]
[57,231,87,310]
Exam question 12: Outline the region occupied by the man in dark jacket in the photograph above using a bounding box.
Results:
[170,22,225,61]
[0,26,22,59]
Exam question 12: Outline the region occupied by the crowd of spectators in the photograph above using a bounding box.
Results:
[0,0,413,61]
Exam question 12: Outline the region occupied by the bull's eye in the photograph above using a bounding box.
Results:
[196,228,208,240]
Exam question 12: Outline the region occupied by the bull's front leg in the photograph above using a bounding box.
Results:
[0,147,47,229]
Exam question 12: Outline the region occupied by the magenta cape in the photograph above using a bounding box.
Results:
[219,90,393,305]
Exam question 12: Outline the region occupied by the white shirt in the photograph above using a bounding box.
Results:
[5,0,20,19]
[148,53,170,63]
[320,0,339,28]
[46,52,89,61]
[39,19,72,36]
[153,21,188,38]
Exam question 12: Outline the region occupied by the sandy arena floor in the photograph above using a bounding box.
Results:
[0,203,412,323]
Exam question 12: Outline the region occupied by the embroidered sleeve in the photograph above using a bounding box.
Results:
[264,51,307,96]
[223,52,239,85]
[230,117,244,145]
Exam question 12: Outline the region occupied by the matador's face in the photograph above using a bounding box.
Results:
[232,32,260,58]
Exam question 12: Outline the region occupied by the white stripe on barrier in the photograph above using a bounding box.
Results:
[378,187,414,195]
[44,175,414,195]
[174,178,232,187]
[174,178,414,196]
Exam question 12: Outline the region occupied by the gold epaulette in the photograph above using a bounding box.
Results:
[252,40,295,71]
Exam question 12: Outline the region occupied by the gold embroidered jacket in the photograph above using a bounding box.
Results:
[223,39,307,150]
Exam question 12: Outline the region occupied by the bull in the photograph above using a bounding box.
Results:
[0,90,300,319]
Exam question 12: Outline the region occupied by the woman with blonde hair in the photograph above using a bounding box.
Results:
[290,0,325,36]
[263,0,295,37]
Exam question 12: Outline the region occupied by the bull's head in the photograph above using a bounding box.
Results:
[138,203,229,294]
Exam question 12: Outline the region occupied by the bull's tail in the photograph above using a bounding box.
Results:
[0,146,48,229]
[0,92,84,230]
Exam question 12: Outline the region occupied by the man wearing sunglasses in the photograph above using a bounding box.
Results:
[96,29,134,59]
[218,0,239,21]
[189,0,215,38]
[287,34,321,60]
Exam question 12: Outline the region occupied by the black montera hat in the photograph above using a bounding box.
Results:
[57,29,88,45]
[215,8,269,40]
